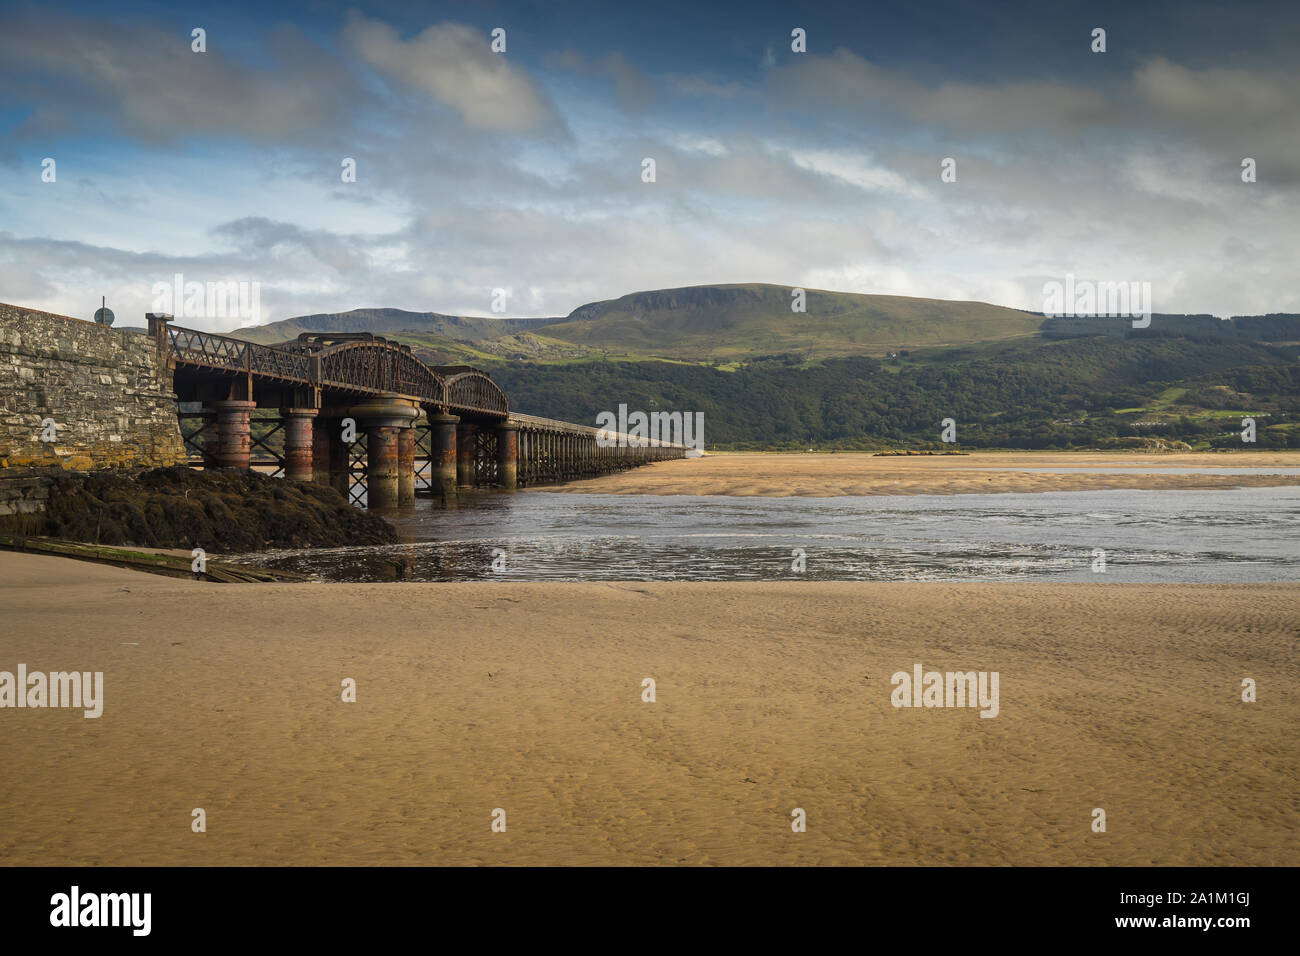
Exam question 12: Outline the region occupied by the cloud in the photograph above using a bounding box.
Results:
[210,218,375,277]
[1134,57,1300,181]
[343,14,566,134]
[771,47,1300,184]
[787,149,929,200]
[0,11,361,145]
[667,75,746,99]
[770,48,1113,135]
[548,49,655,114]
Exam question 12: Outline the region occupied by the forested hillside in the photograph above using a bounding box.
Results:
[493,334,1300,449]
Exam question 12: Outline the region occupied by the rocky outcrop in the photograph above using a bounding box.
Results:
[1,466,397,552]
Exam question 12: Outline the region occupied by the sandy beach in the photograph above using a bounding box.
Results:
[1,550,1294,866]
[549,451,1300,497]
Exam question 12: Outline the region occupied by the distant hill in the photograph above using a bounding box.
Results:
[231,289,1300,366]
[492,333,1299,450]
[1042,313,1300,343]
[234,308,558,345]
[538,283,1046,360]
[235,285,1044,359]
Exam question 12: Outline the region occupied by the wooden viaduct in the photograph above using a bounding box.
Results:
[146,314,684,510]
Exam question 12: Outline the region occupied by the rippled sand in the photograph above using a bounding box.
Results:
[547,451,1300,497]
[1,551,1294,865]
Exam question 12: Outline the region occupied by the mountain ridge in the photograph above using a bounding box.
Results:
[235,308,559,345]
[233,284,1300,364]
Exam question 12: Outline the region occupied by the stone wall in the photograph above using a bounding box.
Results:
[0,303,185,514]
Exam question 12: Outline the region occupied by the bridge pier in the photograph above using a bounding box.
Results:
[366,428,399,510]
[496,423,518,490]
[213,400,256,470]
[429,414,458,501]
[456,424,476,488]
[457,424,478,486]
[398,427,416,506]
[351,396,419,510]
[312,415,352,497]
[282,408,317,482]
[312,417,333,488]
[196,408,220,470]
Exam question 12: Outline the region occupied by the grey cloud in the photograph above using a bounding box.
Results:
[210,218,374,277]
[770,48,1114,135]
[549,49,655,113]
[771,47,1300,182]
[343,13,567,135]
[667,75,747,99]
[0,11,362,145]
[1134,57,1300,182]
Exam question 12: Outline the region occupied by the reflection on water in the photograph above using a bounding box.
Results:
[227,485,1300,583]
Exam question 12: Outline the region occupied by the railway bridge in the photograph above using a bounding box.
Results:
[147,313,683,510]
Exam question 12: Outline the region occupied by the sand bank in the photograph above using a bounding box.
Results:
[545,451,1300,497]
[1,551,1294,865]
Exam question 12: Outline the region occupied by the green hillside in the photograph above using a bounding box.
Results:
[538,283,1046,360]
[241,289,1300,367]
[236,285,1045,359]
[492,333,1300,450]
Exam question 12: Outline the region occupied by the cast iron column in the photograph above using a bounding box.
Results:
[213,400,256,470]
[430,413,459,500]
[313,416,334,487]
[351,396,419,510]
[397,427,416,506]
[282,408,317,482]
[496,423,518,490]
[367,428,399,510]
[456,423,476,488]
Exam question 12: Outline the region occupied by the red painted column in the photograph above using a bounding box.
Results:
[397,427,416,506]
[213,400,256,470]
[496,423,518,490]
[456,424,476,488]
[350,395,419,510]
[367,427,399,510]
[430,413,459,500]
[282,408,317,481]
[312,416,334,486]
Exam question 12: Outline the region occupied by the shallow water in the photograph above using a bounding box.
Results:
[230,485,1300,583]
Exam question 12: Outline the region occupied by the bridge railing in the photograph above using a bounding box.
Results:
[250,342,312,381]
[166,326,311,382]
[508,411,688,447]
[167,326,248,372]
[446,371,509,416]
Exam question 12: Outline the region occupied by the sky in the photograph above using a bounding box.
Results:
[0,0,1297,332]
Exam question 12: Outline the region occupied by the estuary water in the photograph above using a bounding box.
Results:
[232,484,1300,583]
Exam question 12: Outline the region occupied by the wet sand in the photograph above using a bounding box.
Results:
[548,451,1300,497]
[1,551,1294,866]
